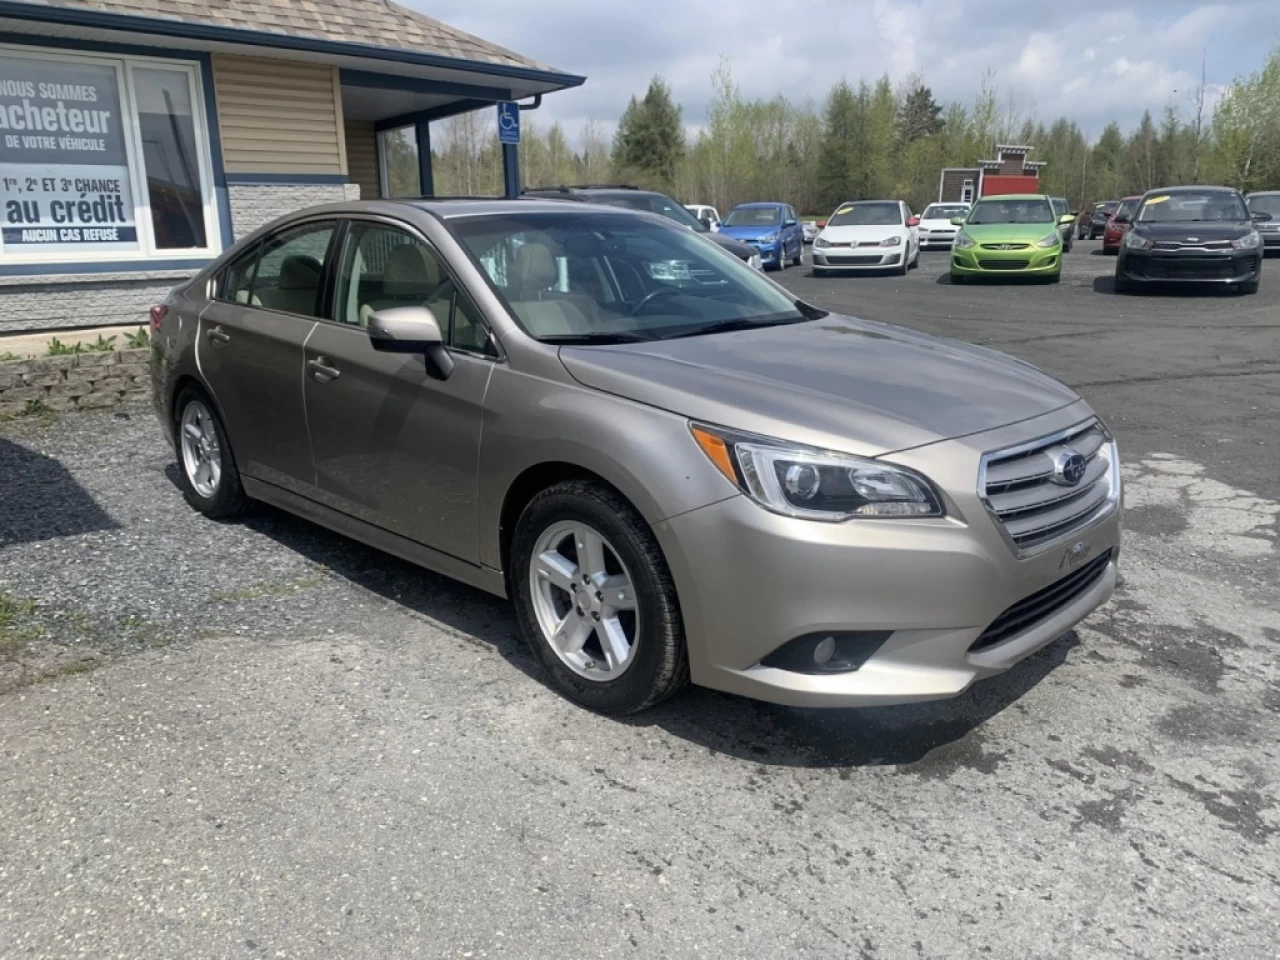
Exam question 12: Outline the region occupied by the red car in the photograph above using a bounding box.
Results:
[1102,196,1141,254]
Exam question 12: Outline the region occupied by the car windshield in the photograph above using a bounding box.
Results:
[922,204,969,220]
[1137,192,1249,223]
[1095,202,1119,214]
[724,206,780,226]
[825,202,902,226]
[450,211,824,343]
[1050,198,1068,216]
[1247,194,1280,217]
[594,193,710,233]
[1114,199,1139,221]
[966,198,1054,225]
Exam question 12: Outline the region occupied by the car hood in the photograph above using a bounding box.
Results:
[718,223,783,241]
[818,224,906,245]
[558,315,1080,456]
[1128,221,1255,241]
[706,233,757,259]
[919,218,959,230]
[960,223,1059,243]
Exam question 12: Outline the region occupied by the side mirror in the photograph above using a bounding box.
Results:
[1058,214,1076,225]
[699,215,713,227]
[907,216,920,226]
[1252,211,1273,221]
[1113,215,1130,225]
[950,216,966,226]
[785,218,797,227]
[816,220,826,229]
[367,305,454,380]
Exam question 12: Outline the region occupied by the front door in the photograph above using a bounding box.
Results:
[197,220,337,495]
[303,220,496,562]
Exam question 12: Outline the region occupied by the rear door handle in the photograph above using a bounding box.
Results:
[308,357,340,382]
[206,326,231,345]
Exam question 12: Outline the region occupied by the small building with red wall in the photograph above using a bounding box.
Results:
[938,145,1045,202]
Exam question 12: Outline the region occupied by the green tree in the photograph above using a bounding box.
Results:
[817,80,862,207]
[896,75,943,144]
[612,76,686,186]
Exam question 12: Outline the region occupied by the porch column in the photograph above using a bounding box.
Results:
[416,120,434,197]
[502,142,520,198]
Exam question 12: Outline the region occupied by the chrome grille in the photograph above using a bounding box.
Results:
[1153,240,1233,251]
[979,420,1119,555]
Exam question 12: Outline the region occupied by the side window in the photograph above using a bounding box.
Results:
[336,222,494,354]
[251,222,336,318]
[219,243,260,304]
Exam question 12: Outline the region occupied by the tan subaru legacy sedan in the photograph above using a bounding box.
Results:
[150,198,1121,715]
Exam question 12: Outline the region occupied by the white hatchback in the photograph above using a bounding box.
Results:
[812,200,920,275]
[917,202,972,249]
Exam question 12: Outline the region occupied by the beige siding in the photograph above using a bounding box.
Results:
[346,119,380,200]
[212,55,346,175]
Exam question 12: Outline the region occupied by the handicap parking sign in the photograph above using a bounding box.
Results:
[497,102,520,145]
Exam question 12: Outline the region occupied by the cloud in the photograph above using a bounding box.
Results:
[410,0,1279,144]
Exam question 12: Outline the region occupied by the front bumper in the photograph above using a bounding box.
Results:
[919,231,957,248]
[1257,227,1280,251]
[813,247,903,270]
[1119,248,1261,283]
[951,243,1061,276]
[654,405,1122,707]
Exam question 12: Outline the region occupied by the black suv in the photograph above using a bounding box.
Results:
[1080,200,1119,240]
[521,185,762,269]
[1115,185,1266,295]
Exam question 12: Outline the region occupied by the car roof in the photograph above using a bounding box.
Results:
[733,201,785,208]
[401,197,621,219]
[973,194,1049,201]
[1247,190,1280,197]
[1141,185,1241,196]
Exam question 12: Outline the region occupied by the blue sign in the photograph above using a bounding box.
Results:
[497,101,520,145]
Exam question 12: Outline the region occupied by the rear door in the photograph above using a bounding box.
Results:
[302,218,497,561]
[197,219,337,496]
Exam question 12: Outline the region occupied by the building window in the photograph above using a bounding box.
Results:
[378,125,420,198]
[0,43,220,267]
[961,179,974,203]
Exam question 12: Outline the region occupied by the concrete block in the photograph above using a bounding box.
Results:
[0,401,29,418]
[48,380,92,398]
[23,370,66,387]
[0,368,24,390]
[76,391,119,409]
[42,394,78,412]
[1,385,48,402]
[92,377,128,392]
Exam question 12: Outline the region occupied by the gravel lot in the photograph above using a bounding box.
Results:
[2,241,1277,959]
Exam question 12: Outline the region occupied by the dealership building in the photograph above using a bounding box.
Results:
[938,144,1046,204]
[0,0,583,333]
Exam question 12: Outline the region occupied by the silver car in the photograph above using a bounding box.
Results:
[150,198,1122,715]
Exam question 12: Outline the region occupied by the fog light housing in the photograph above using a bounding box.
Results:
[759,631,891,674]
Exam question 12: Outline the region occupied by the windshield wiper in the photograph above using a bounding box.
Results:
[539,332,656,345]
[659,315,811,340]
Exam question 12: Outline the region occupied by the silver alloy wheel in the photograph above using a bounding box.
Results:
[530,521,639,681]
[180,399,222,499]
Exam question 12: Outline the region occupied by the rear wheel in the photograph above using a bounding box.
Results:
[174,388,247,519]
[512,480,688,715]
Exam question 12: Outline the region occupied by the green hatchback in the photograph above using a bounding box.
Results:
[949,194,1073,283]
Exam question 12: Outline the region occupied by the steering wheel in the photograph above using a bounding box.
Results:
[630,285,683,316]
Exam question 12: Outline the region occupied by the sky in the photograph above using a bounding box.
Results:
[412,0,1280,145]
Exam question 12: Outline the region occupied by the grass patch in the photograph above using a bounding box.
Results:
[207,571,326,604]
[0,591,43,655]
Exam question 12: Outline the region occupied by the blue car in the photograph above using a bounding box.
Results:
[718,202,805,271]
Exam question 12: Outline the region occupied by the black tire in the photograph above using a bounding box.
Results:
[792,247,803,267]
[511,480,688,715]
[1239,279,1260,295]
[813,268,828,278]
[1113,271,1135,295]
[896,253,909,276]
[774,247,787,272]
[173,387,248,519]
[1047,270,1062,284]
[950,272,965,285]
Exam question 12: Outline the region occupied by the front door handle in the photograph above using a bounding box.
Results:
[206,326,231,345]
[308,357,340,382]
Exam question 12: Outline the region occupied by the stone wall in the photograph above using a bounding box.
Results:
[227,182,362,236]
[0,349,150,418]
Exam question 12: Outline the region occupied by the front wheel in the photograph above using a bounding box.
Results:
[174,388,247,519]
[512,480,688,715]
[813,267,828,278]
[1238,279,1260,295]
[950,272,966,285]
[1113,271,1135,295]
[792,244,803,267]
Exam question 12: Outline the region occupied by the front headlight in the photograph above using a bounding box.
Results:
[760,233,779,243]
[1036,232,1061,248]
[879,236,902,247]
[1233,231,1261,250]
[953,232,975,249]
[691,424,944,521]
[814,236,831,249]
[1125,231,1153,250]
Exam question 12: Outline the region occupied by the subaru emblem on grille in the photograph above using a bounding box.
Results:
[1052,450,1087,486]
[1186,237,1199,243]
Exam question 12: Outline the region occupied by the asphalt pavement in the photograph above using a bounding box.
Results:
[1,242,1277,959]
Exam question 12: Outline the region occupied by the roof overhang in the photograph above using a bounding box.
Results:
[0,0,586,103]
